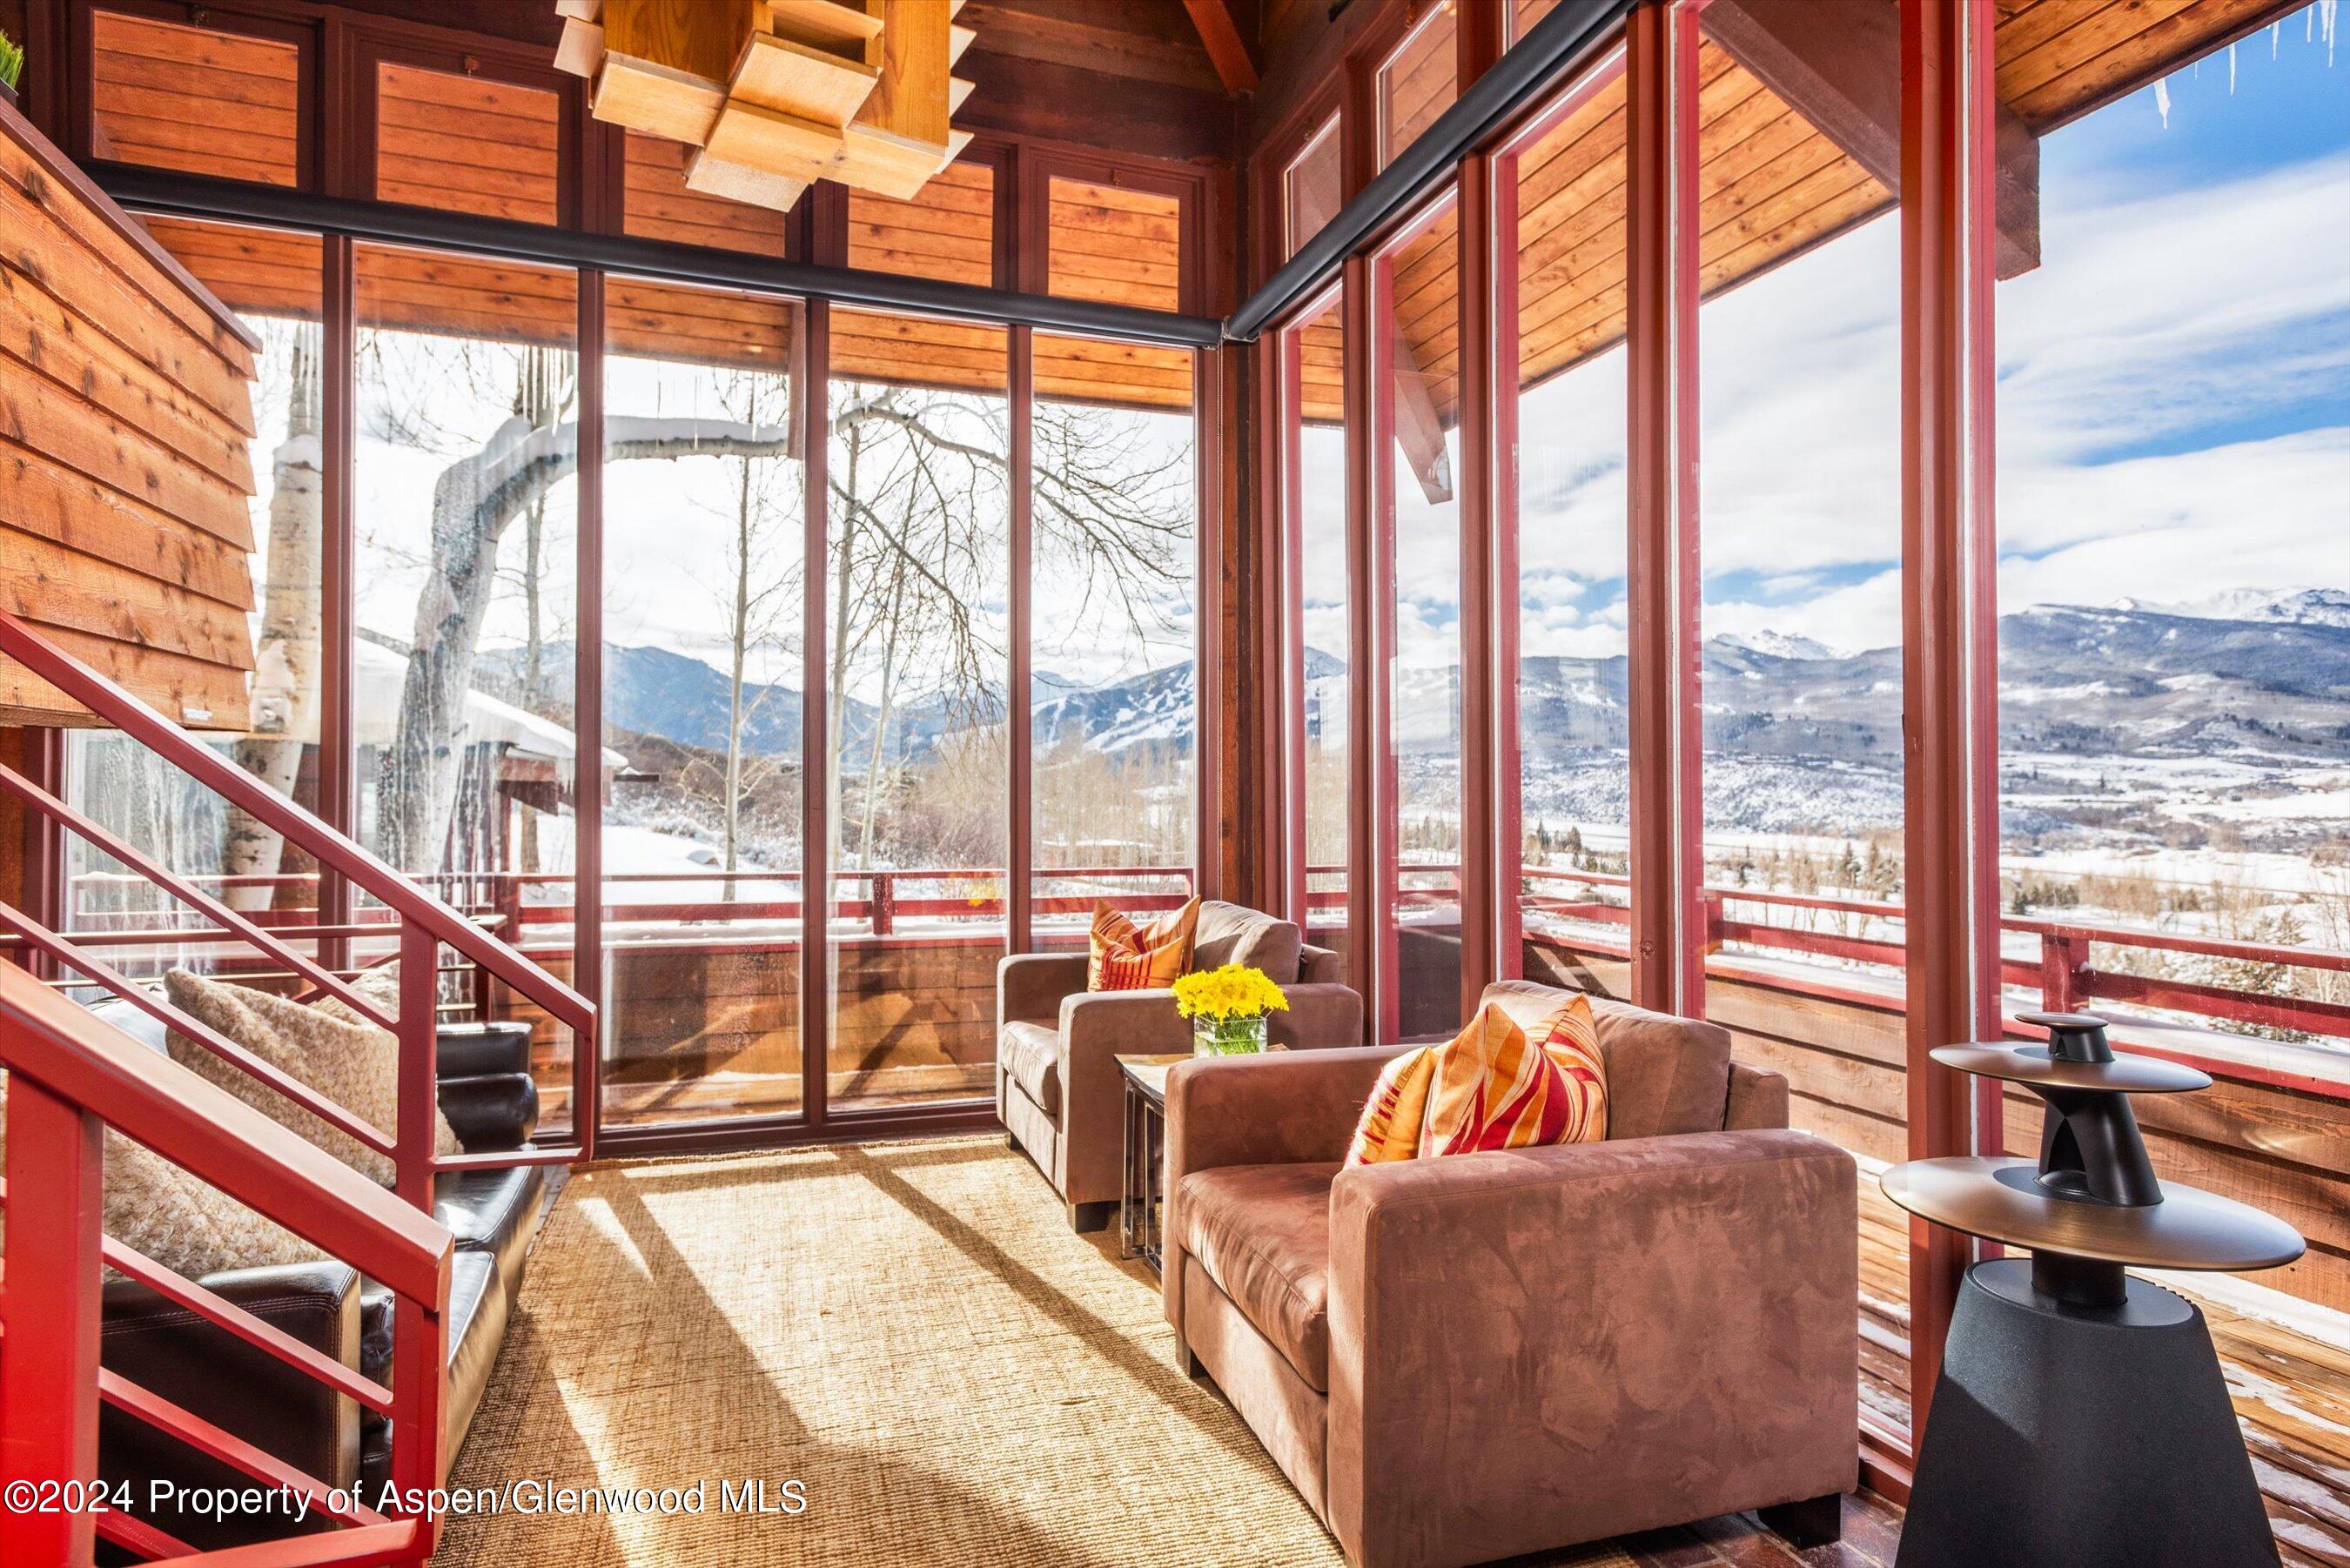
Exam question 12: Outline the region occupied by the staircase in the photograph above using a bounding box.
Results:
[0,607,595,1565]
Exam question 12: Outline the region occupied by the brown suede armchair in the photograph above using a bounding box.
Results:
[997,900,1365,1231]
[1163,979,1859,1568]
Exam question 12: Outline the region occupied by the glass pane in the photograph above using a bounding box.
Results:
[1378,6,1457,171]
[1031,336,1198,951]
[375,63,561,224]
[1504,61,1632,998]
[1693,1,1904,1434]
[353,242,580,1132]
[1378,196,1463,1040]
[849,161,995,286]
[827,309,1010,1111]
[601,279,805,1129]
[64,221,322,988]
[91,10,300,187]
[1510,0,1566,44]
[624,131,790,256]
[1991,1,2350,1521]
[1048,177,1182,312]
[1286,292,1351,967]
[1285,117,1342,262]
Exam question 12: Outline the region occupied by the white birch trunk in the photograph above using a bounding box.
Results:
[221,328,322,914]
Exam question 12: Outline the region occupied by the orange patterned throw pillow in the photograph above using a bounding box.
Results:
[1345,995,1610,1165]
[1086,896,1201,992]
[1529,992,1608,1143]
[1345,1046,1437,1166]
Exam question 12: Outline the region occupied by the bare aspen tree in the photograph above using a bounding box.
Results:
[221,323,324,913]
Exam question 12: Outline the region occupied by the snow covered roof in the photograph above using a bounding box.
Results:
[253,640,626,768]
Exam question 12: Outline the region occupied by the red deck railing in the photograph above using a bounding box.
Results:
[0,607,598,1565]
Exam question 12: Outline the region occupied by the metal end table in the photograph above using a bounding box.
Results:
[1117,1053,1188,1275]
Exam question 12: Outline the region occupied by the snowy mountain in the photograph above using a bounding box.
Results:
[502,594,2347,847]
[2144,587,2350,631]
[501,643,1199,764]
[1713,629,1837,661]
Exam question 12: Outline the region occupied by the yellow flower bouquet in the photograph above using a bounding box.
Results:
[1172,963,1290,1055]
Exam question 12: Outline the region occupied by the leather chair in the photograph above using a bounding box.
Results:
[91,1003,547,1556]
[1163,980,1860,1568]
[997,900,1364,1231]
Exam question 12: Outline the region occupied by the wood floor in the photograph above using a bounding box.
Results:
[1617,1493,1904,1566]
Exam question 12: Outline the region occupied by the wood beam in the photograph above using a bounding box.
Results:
[1703,0,2039,278]
[1389,336,1454,506]
[1184,0,1260,96]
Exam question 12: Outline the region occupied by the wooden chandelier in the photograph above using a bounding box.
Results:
[553,0,976,213]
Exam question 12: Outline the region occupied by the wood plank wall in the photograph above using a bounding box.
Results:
[623,130,792,255]
[849,159,997,287]
[0,94,260,729]
[90,9,299,185]
[373,61,561,225]
[1044,176,1181,312]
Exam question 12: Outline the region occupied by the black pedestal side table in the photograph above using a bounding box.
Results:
[1883,1012,2304,1568]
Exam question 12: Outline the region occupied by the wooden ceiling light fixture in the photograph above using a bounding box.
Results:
[553,0,976,213]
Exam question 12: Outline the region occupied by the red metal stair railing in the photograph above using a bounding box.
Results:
[0,962,449,1566]
[0,606,599,1563]
[0,606,597,1182]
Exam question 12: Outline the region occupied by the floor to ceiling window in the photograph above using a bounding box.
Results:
[825,307,1012,1113]
[600,278,806,1128]
[1030,335,1199,950]
[1284,116,1343,261]
[64,220,324,980]
[352,242,582,1126]
[1692,0,1907,1437]
[1280,289,1353,970]
[1378,3,1458,171]
[1991,0,2350,1330]
[1497,48,1633,1001]
[1374,192,1466,1041]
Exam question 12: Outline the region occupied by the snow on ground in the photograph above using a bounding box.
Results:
[532,817,798,908]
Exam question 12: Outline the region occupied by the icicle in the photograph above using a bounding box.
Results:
[2229,41,2238,92]
[2325,0,2339,67]
[2272,18,2281,58]
[2154,76,2173,127]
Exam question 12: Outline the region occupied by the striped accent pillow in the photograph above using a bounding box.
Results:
[1530,993,1608,1143]
[1086,896,1200,992]
[1422,1002,1578,1157]
[1344,1046,1437,1166]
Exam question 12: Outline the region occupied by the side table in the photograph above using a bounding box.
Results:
[1116,1053,1187,1276]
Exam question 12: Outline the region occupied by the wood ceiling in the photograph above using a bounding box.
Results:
[1294,0,2306,426]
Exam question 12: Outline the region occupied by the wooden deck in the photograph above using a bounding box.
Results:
[1856,1180,2350,1567]
[1622,1491,1904,1568]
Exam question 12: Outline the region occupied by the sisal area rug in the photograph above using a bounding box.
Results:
[438,1136,1637,1567]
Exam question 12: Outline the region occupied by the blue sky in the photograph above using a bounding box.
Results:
[1405,3,2350,666]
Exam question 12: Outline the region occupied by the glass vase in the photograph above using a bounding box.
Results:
[1193,1015,1269,1056]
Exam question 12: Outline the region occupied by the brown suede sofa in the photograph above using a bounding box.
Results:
[997,900,1364,1230]
[1164,979,1859,1568]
